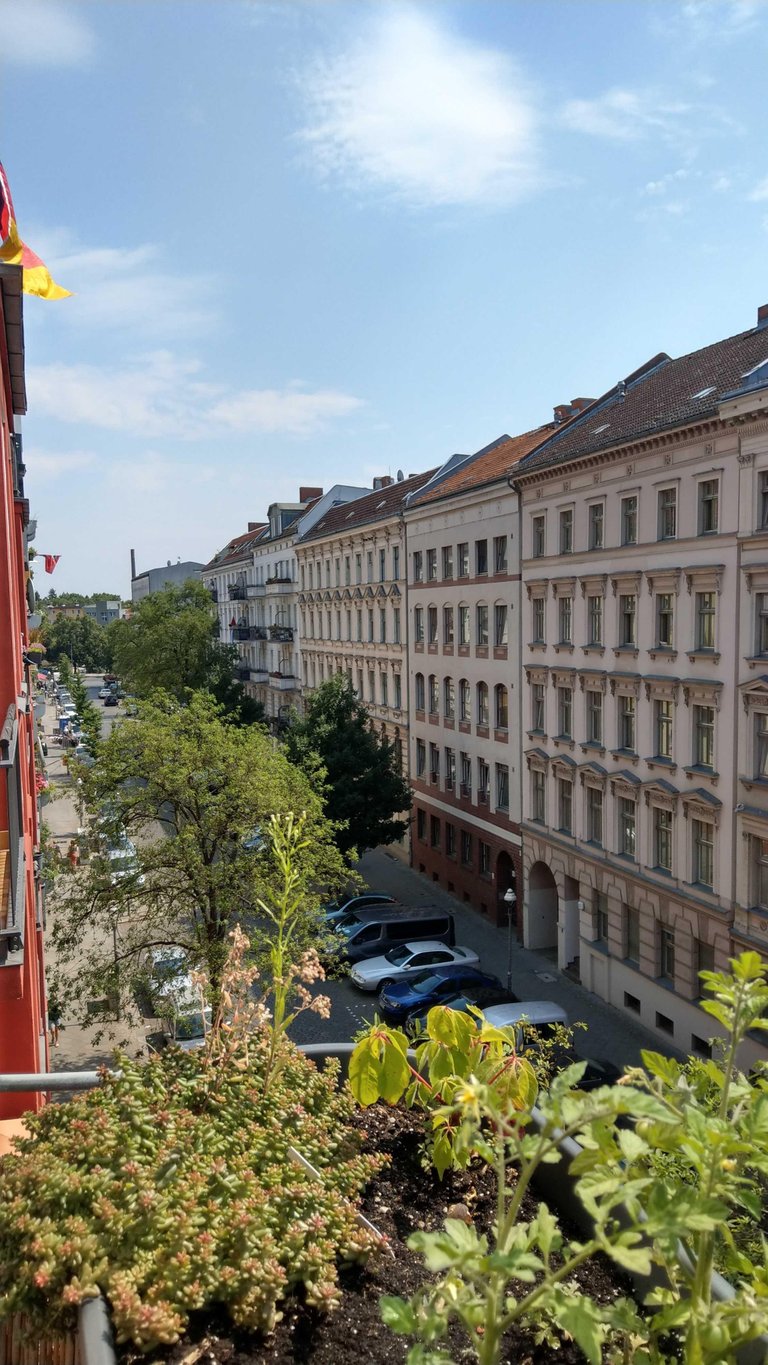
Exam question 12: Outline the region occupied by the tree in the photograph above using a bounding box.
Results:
[41,614,110,671]
[108,580,263,724]
[284,674,412,858]
[49,692,346,1023]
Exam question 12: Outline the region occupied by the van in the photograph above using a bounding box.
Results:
[482,1001,570,1047]
[336,905,456,964]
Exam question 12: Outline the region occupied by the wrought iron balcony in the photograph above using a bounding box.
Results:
[250,625,268,640]
[228,583,248,601]
[268,625,295,642]
[232,627,250,641]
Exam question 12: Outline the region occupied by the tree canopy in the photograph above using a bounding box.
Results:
[108,580,263,724]
[284,674,412,858]
[50,691,346,1022]
[41,613,111,671]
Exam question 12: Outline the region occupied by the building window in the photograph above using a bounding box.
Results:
[380,608,387,644]
[413,551,423,582]
[760,472,768,529]
[355,553,362,584]
[367,552,374,583]
[531,682,545,732]
[655,698,673,759]
[586,689,603,745]
[417,807,426,840]
[445,747,456,788]
[416,739,426,777]
[427,606,438,645]
[458,604,470,646]
[659,926,675,982]
[621,494,638,546]
[459,679,471,722]
[656,593,674,648]
[653,807,673,871]
[368,609,375,643]
[476,539,488,575]
[618,694,636,751]
[558,779,572,833]
[415,673,425,712]
[460,751,471,796]
[693,704,715,769]
[532,515,545,558]
[755,712,768,779]
[695,938,715,992]
[557,686,572,738]
[443,677,455,720]
[428,675,439,715]
[427,547,437,581]
[695,591,716,651]
[394,674,402,710]
[532,769,546,822]
[457,542,469,577]
[494,535,508,573]
[698,479,719,535]
[429,743,440,782]
[494,604,508,646]
[756,594,768,656]
[430,815,441,848]
[586,786,603,844]
[477,682,490,727]
[476,604,489,646]
[624,904,640,964]
[559,508,573,554]
[692,819,714,888]
[445,822,456,856]
[380,671,388,706]
[442,545,453,579]
[495,684,508,729]
[532,597,545,643]
[619,594,637,647]
[658,487,677,540]
[588,502,604,550]
[587,595,603,646]
[618,797,636,859]
[595,891,609,943]
[752,836,768,908]
[443,605,454,645]
[558,595,573,644]
[335,558,341,587]
[393,608,401,644]
[377,548,385,582]
[368,669,375,700]
[460,830,473,865]
[414,607,424,644]
[479,841,491,876]
[392,546,400,580]
[496,763,509,810]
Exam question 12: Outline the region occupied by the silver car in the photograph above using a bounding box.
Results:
[350,941,479,992]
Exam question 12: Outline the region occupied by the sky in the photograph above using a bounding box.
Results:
[4,0,768,596]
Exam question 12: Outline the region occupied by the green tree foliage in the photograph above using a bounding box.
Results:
[50,692,347,1019]
[67,672,101,755]
[41,614,110,671]
[43,589,123,606]
[285,674,412,857]
[108,580,263,724]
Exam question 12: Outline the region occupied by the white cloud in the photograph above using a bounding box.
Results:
[677,0,767,39]
[561,88,694,142]
[27,352,364,439]
[297,6,542,208]
[748,176,768,201]
[26,449,96,478]
[1,0,96,66]
[643,168,690,195]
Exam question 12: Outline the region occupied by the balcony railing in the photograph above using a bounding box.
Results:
[228,583,248,601]
[266,575,292,585]
[208,585,219,603]
[232,627,250,641]
[235,667,251,682]
[268,673,299,691]
[268,625,295,642]
[250,625,268,640]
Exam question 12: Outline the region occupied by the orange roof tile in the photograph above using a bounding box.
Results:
[410,426,555,508]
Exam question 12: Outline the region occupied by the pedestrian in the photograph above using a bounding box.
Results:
[67,839,80,869]
[48,993,63,1048]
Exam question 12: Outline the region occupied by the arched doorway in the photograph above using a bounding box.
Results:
[526,861,558,951]
[496,850,517,932]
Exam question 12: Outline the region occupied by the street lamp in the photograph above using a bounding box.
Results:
[504,888,517,994]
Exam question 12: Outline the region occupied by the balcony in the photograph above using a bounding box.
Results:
[268,625,295,643]
[250,625,268,640]
[232,627,250,641]
[265,578,294,597]
[251,667,269,684]
[268,673,299,692]
[208,585,219,603]
[235,667,251,682]
[250,583,266,598]
[228,583,248,601]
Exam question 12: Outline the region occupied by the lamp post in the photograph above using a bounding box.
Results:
[504,887,517,994]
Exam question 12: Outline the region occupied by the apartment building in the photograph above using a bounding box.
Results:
[514,305,768,1063]
[404,431,551,925]
[203,522,268,686]
[295,473,432,808]
[0,265,48,1127]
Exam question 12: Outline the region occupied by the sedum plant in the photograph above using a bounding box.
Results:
[0,1039,381,1352]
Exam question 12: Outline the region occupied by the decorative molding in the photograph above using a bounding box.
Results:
[610,570,642,598]
[626,463,634,477]
[684,564,725,596]
[643,676,680,703]
[562,479,571,492]
[610,674,641,698]
[664,453,673,465]
[646,568,681,597]
[682,680,723,710]
[738,451,755,466]
[579,573,608,598]
[704,442,714,458]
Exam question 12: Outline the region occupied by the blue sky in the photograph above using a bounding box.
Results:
[4,0,768,595]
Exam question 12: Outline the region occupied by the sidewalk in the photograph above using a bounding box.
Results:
[40,695,147,1072]
[359,846,683,1071]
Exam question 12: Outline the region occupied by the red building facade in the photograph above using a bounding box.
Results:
[0,264,47,1122]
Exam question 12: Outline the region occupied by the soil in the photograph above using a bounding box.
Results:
[130,1106,630,1365]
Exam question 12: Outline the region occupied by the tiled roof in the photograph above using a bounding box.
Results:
[518,324,768,476]
[298,470,437,543]
[204,525,268,571]
[410,426,555,507]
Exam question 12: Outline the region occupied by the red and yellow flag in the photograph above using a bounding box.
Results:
[0,160,71,300]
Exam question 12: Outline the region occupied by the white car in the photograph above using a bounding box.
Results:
[106,836,145,886]
[482,1001,570,1043]
[350,942,479,992]
[98,687,111,699]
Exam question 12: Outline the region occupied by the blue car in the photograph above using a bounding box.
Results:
[378,966,510,1025]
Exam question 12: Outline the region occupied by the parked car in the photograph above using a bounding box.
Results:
[334,906,456,964]
[380,966,511,1024]
[350,942,478,992]
[481,1001,570,1045]
[71,744,95,767]
[105,835,144,886]
[98,686,111,699]
[323,892,395,927]
[104,694,119,707]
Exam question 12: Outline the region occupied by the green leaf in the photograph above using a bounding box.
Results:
[349,1033,410,1106]
[426,1005,476,1053]
[380,1296,417,1334]
[551,1291,605,1365]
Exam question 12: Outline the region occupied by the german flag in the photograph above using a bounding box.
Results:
[0,160,71,300]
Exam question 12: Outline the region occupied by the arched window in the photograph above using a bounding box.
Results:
[443,676,455,720]
[458,603,471,646]
[428,674,439,714]
[476,602,489,647]
[477,681,489,727]
[495,683,508,729]
[415,672,425,711]
[459,679,471,722]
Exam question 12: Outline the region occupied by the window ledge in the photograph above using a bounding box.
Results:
[739,774,768,790]
[683,880,717,898]
[580,741,606,755]
[613,646,639,658]
[650,865,674,878]
[611,748,639,763]
[527,728,547,739]
[583,644,605,655]
[687,650,721,664]
[648,647,678,661]
[644,755,677,771]
[553,734,575,749]
[683,765,719,783]
[554,642,575,655]
[528,641,547,652]
[583,839,604,850]
[744,656,768,670]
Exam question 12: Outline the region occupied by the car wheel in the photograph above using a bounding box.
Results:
[379,978,395,992]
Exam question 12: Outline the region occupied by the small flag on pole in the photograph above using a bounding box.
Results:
[44,555,60,574]
[0,160,71,300]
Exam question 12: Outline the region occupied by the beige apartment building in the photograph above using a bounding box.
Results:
[404,431,550,925]
[295,473,432,825]
[515,305,768,1064]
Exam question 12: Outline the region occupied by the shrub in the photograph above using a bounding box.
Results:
[0,1039,381,1352]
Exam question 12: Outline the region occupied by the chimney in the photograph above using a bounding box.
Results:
[373,476,394,490]
[570,397,595,413]
[758,304,768,330]
[299,486,323,502]
[247,522,260,531]
[130,548,136,579]
[553,404,574,424]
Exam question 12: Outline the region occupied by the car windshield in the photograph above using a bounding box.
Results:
[410,972,445,995]
[175,1010,207,1040]
[336,914,364,936]
[384,945,412,966]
